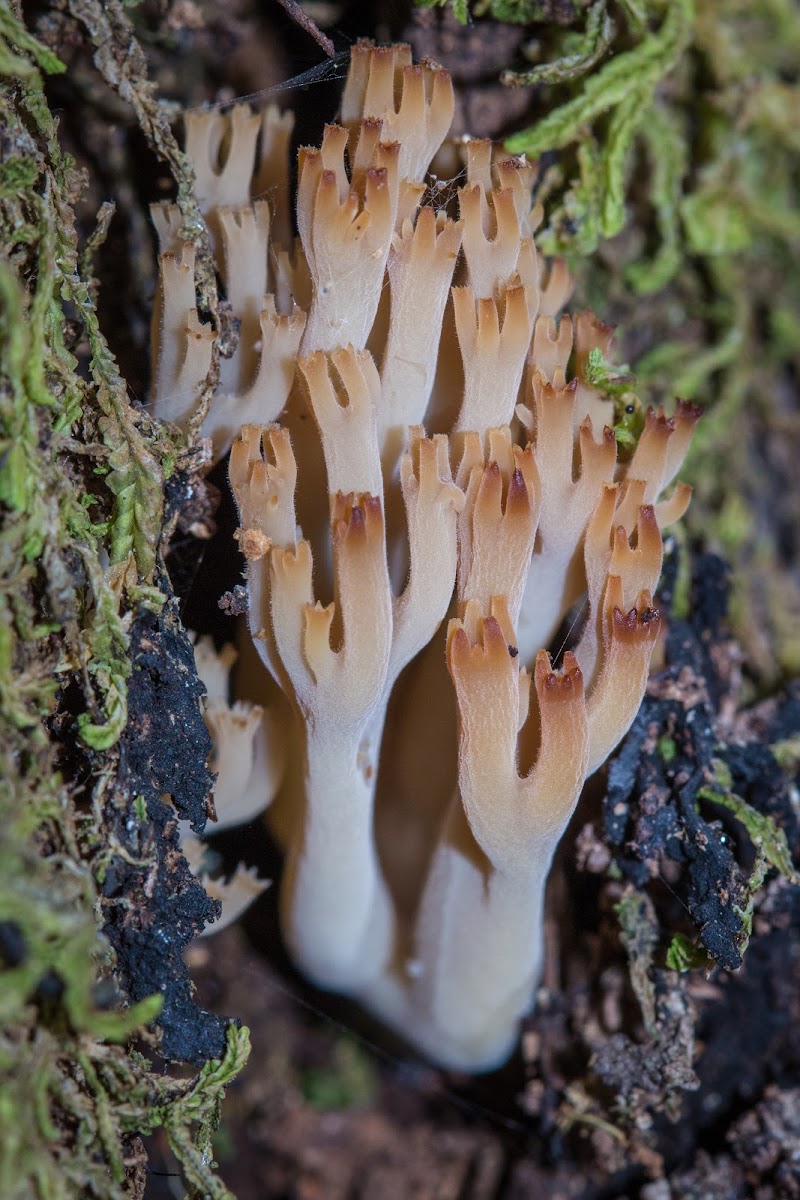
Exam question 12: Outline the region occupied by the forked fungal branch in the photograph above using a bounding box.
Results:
[151,42,700,1072]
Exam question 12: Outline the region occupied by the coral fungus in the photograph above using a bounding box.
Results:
[151,41,698,1071]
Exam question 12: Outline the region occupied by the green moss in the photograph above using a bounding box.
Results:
[582,346,647,454]
[694,757,799,957]
[0,8,244,1197]
[504,0,693,263]
[416,0,470,21]
[771,736,800,772]
[657,735,677,763]
[698,760,800,889]
[301,1037,378,1111]
[417,0,554,22]
[665,932,710,972]
[501,0,614,86]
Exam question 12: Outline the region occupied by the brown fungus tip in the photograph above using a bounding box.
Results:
[611,600,661,643]
[675,397,704,423]
[645,407,676,435]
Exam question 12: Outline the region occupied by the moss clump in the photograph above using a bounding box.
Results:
[0,7,245,1196]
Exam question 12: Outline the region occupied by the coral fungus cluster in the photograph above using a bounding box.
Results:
[151,42,698,1071]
